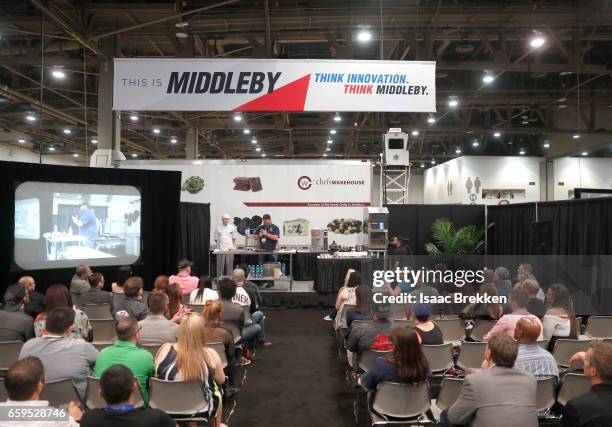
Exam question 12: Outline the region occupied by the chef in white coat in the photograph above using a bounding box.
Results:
[214,214,237,277]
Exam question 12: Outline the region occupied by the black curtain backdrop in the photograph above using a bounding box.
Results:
[486,203,537,255]
[178,202,210,277]
[0,160,181,293]
[386,204,486,255]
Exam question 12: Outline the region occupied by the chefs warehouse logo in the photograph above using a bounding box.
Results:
[298,175,365,191]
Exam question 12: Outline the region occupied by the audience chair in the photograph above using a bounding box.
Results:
[422,343,453,374]
[552,339,591,368]
[431,314,459,320]
[557,373,591,406]
[186,304,204,314]
[390,319,415,330]
[139,343,162,358]
[220,322,241,344]
[356,349,392,372]
[81,303,113,320]
[142,291,152,306]
[436,318,466,343]
[585,316,612,339]
[456,341,487,370]
[149,378,209,422]
[469,320,496,342]
[0,341,23,374]
[603,338,612,345]
[370,381,431,425]
[536,376,557,412]
[92,342,113,352]
[436,378,464,411]
[85,376,145,409]
[182,294,190,304]
[0,378,7,402]
[389,302,408,320]
[40,378,81,407]
[536,340,549,350]
[350,320,373,335]
[90,319,117,343]
[336,304,356,332]
[207,342,228,369]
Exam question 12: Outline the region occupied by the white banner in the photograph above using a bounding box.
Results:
[120,160,372,246]
[113,58,436,112]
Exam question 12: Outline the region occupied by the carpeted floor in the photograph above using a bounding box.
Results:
[226,308,370,427]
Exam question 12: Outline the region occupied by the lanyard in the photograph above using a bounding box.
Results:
[104,404,135,413]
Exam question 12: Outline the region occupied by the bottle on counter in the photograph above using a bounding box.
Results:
[281,263,286,276]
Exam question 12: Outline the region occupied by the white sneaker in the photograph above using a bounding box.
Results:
[323,315,333,321]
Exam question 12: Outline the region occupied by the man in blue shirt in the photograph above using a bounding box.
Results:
[72,202,98,248]
[255,214,280,288]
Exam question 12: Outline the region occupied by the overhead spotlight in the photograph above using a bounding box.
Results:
[357,28,372,43]
[411,130,419,137]
[25,114,36,122]
[153,128,161,134]
[72,153,79,158]
[448,97,459,108]
[129,114,139,122]
[261,153,266,157]
[333,114,342,122]
[48,146,55,151]
[233,113,242,122]
[91,138,97,144]
[170,137,177,144]
[557,97,567,103]
[329,129,337,135]
[323,153,328,157]
[327,139,333,144]
[326,147,331,151]
[255,147,261,152]
[519,148,526,155]
[482,73,495,84]
[18,139,25,143]
[131,153,138,158]
[431,159,436,165]
[472,140,480,147]
[63,128,71,134]
[251,138,257,144]
[530,32,546,48]
[581,151,588,156]
[455,147,462,154]
[420,163,425,168]
[243,129,251,135]
[427,116,436,124]
[51,68,66,79]
[543,142,551,148]
[354,122,358,126]
[558,104,567,109]
[559,71,572,76]
[493,132,501,138]
[572,133,581,139]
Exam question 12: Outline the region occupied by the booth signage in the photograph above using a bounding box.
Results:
[113,58,436,112]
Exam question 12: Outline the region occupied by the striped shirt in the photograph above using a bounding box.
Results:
[515,343,559,379]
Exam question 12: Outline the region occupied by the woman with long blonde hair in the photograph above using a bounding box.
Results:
[155,313,226,427]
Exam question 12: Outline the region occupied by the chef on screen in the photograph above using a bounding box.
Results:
[72,202,98,248]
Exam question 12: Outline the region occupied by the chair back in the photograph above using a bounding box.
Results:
[0,378,7,401]
[85,376,145,409]
[585,316,612,338]
[207,342,228,369]
[0,341,23,371]
[335,303,355,330]
[350,320,373,334]
[372,381,431,419]
[142,291,152,306]
[536,340,549,350]
[552,339,591,367]
[422,343,453,373]
[81,304,113,320]
[470,320,497,341]
[91,319,117,343]
[243,307,252,323]
[40,378,81,407]
[149,378,208,418]
[112,292,126,308]
[139,343,162,358]
[456,341,487,370]
[557,373,592,406]
[436,318,466,342]
[220,322,241,343]
[391,319,415,330]
[186,304,204,314]
[536,377,557,411]
[358,350,392,372]
[389,302,408,320]
[436,378,464,410]
[431,314,459,320]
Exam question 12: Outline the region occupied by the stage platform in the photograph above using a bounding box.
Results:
[259,280,335,309]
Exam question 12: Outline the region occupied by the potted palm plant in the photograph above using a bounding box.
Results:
[425,218,493,257]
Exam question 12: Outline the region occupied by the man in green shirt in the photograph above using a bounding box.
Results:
[95,316,155,404]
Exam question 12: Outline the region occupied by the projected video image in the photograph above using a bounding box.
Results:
[14,182,141,270]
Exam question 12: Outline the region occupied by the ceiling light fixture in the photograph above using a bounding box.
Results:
[448,97,459,108]
[18,139,25,143]
[326,147,331,151]
[572,133,581,139]
[243,129,251,134]
[581,151,588,156]
[519,148,526,155]
[530,32,546,48]
[472,140,480,147]
[427,116,436,124]
[131,153,138,158]
[170,137,177,144]
[255,147,261,152]
[493,132,501,138]
[455,147,462,154]
[233,113,242,122]
[333,114,342,122]
[411,130,419,136]
[25,114,36,122]
[327,139,333,144]
[251,138,257,144]
[63,128,71,134]
[153,128,160,134]
[357,29,372,43]
[48,147,55,151]
[51,68,66,79]
[72,153,79,158]
[420,163,425,168]
[91,138,97,144]
[431,159,436,165]
[482,73,495,84]
[323,153,328,157]
[130,114,139,122]
[543,142,551,148]
[261,153,266,157]
[330,129,337,135]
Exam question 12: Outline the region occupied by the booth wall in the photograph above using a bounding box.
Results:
[553,157,612,200]
[423,156,541,205]
[0,161,181,294]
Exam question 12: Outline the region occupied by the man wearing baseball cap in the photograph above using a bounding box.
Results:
[0,284,35,342]
[168,259,199,295]
[214,213,237,277]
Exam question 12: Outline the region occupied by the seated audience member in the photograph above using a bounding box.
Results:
[323,268,355,321]
[441,333,538,427]
[153,275,169,294]
[238,264,263,311]
[70,264,92,305]
[80,272,114,310]
[190,275,218,304]
[0,284,34,342]
[410,277,440,299]
[483,289,543,341]
[18,276,44,318]
[347,300,393,354]
[461,283,503,322]
[155,314,226,427]
[514,317,558,379]
[112,265,133,294]
[411,302,444,345]
[347,284,373,328]
[81,364,176,427]
[562,341,612,427]
[95,316,155,404]
[19,306,98,400]
[115,277,149,321]
[0,357,81,427]
[334,271,360,330]
[202,300,238,393]
[168,259,199,295]
[165,282,190,321]
[520,279,546,319]
[494,266,513,298]
[232,269,270,347]
[34,284,91,340]
[360,327,430,401]
[543,283,577,341]
[139,292,180,345]
[516,262,533,277]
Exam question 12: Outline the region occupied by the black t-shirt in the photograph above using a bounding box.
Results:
[81,407,175,427]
